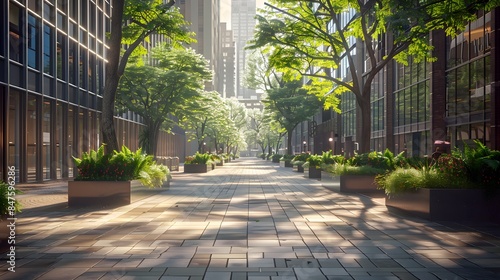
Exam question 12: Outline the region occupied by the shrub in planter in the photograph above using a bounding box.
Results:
[70,145,170,207]
[291,153,309,172]
[280,154,295,167]
[73,144,170,188]
[376,141,500,223]
[272,154,283,163]
[184,152,213,173]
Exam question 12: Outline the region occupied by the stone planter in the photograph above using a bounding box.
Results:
[385,188,500,223]
[339,175,383,194]
[292,164,304,173]
[304,167,321,179]
[280,160,293,168]
[184,164,209,173]
[216,161,224,166]
[68,180,131,207]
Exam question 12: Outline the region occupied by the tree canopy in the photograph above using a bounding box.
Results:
[248,0,500,153]
[117,46,211,156]
[101,0,194,153]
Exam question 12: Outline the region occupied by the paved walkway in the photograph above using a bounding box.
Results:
[1,158,500,279]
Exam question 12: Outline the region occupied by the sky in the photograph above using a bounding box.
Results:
[220,0,265,27]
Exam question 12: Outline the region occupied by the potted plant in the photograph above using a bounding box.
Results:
[319,151,343,187]
[69,144,170,207]
[377,141,500,223]
[324,149,405,194]
[291,153,309,172]
[184,152,213,173]
[0,180,22,251]
[279,154,295,167]
[272,154,283,163]
[303,154,322,179]
[211,154,222,168]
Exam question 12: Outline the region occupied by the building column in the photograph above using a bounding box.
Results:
[430,29,448,146]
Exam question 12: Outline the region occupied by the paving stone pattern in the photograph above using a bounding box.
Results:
[1,158,500,279]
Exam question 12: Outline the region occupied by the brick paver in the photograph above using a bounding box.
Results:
[1,158,500,279]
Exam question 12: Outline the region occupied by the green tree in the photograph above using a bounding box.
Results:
[263,80,323,155]
[222,98,248,154]
[117,47,211,156]
[101,0,194,153]
[249,0,499,153]
[179,91,227,153]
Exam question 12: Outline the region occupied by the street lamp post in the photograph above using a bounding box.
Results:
[303,141,307,153]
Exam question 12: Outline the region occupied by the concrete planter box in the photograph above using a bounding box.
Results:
[216,161,224,167]
[339,175,383,194]
[386,188,500,223]
[292,164,304,173]
[184,164,209,173]
[280,160,293,167]
[304,167,321,179]
[68,180,131,207]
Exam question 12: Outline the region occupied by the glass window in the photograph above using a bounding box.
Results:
[9,4,23,62]
[8,91,21,182]
[27,95,38,182]
[56,33,65,79]
[28,14,40,69]
[81,0,87,27]
[69,41,77,85]
[69,0,78,21]
[57,11,66,30]
[89,2,96,35]
[456,65,469,115]
[79,51,86,88]
[446,69,457,117]
[88,53,95,92]
[42,100,52,179]
[471,58,485,113]
[55,102,63,179]
[68,106,75,177]
[43,2,54,22]
[57,0,67,13]
[43,24,54,75]
[28,0,42,13]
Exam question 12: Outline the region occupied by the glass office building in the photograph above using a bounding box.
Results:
[1,0,185,183]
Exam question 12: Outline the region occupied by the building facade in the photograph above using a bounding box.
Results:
[218,22,236,99]
[1,0,184,183]
[176,0,221,92]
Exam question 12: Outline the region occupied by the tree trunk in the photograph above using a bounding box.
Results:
[149,121,162,157]
[358,95,371,153]
[287,130,293,155]
[101,0,124,154]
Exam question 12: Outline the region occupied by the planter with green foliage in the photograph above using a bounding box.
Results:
[184,152,213,173]
[378,141,500,223]
[291,153,309,172]
[303,154,322,179]
[272,154,283,163]
[280,154,294,167]
[69,145,170,207]
[323,149,404,194]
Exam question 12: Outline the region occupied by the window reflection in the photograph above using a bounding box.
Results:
[9,4,22,62]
